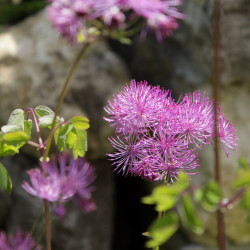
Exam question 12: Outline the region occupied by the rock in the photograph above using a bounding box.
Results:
[0,9,129,250]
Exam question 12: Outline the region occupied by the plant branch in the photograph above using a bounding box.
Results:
[44,200,51,250]
[212,0,226,249]
[43,43,90,161]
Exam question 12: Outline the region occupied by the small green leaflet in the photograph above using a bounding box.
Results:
[7,109,25,130]
[66,128,87,158]
[1,124,23,133]
[54,123,73,152]
[2,131,30,146]
[35,105,54,117]
[54,116,89,158]
[69,116,89,130]
[24,119,32,136]
[0,162,12,194]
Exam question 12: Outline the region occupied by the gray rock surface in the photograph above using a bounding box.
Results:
[0,9,129,250]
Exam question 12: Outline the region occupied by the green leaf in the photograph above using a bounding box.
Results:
[195,182,222,212]
[1,124,23,133]
[2,131,29,146]
[24,119,32,136]
[35,105,54,118]
[54,123,73,152]
[0,144,19,157]
[142,173,189,212]
[69,116,90,130]
[0,162,12,194]
[179,194,203,235]
[66,128,87,158]
[7,109,24,130]
[38,114,55,128]
[146,212,179,248]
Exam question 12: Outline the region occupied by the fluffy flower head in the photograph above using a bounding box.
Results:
[0,230,41,250]
[22,154,96,213]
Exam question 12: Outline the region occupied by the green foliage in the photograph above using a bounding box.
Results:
[35,105,62,128]
[69,116,90,130]
[0,162,12,194]
[0,109,30,156]
[179,194,203,234]
[54,116,89,158]
[35,105,54,118]
[2,131,29,146]
[194,182,222,212]
[145,212,179,248]
[142,173,189,212]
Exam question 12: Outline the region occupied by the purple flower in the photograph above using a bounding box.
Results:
[104,80,238,181]
[47,0,184,43]
[107,134,146,174]
[217,114,238,157]
[0,230,41,250]
[104,80,170,133]
[47,0,90,43]
[22,154,96,213]
[177,91,215,148]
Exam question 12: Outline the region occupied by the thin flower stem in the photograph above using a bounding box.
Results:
[28,108,45,156]
[41,43,91,250]
[212,0,226,249]
[43,43,90,161]
[219,188,246,209]
[27,140,41,148]
[44,200,51,250]
[43,121,69,146]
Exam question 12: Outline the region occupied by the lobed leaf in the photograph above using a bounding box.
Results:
[7,109,25,130]
[54,123,73,152]
[69,116,90,130]
[2,131,30,147]
[1,124,23,133]
[35,105,54,117]
[66,128,87,158]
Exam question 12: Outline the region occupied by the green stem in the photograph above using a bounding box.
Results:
[41,43,90,250]
[42,43,90,161]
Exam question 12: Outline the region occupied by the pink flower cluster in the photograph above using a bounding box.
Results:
[104,80,238,181]
[22,154,96,213]
[0,230,41,250]
[47,0,184,43]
